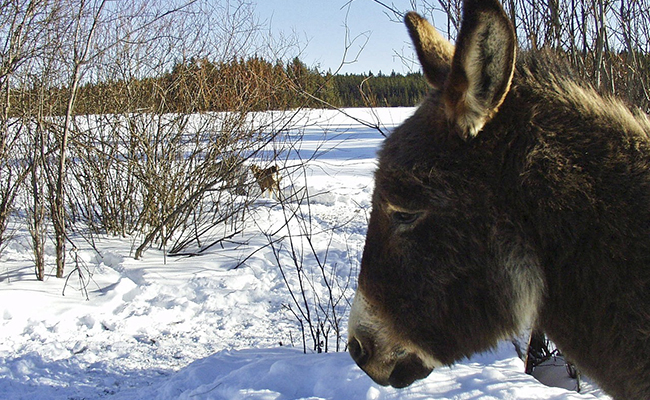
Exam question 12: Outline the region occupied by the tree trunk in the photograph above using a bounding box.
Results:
[593,0,606,89]
[52,0,106,278]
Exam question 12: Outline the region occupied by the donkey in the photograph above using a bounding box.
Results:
[347,0,650,399]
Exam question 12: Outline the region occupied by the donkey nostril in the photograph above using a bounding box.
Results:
[349,336,371,367]
[388,353,433,388]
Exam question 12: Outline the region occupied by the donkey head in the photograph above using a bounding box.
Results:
[348,0,544,388]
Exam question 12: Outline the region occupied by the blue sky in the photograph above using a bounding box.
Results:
[254,0,447,75]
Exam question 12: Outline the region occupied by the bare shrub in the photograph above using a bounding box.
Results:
[251,123,363,353]
[0,0,307,276]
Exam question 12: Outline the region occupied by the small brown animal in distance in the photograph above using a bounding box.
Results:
[250,164,281,199]
[347,0,650,399]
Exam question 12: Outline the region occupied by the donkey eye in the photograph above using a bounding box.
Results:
[391,211,421,225]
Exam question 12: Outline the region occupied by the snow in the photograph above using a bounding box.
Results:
[0,108,611,399]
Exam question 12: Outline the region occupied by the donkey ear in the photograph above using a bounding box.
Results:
[404,12,454,90]
[444,0,516,140]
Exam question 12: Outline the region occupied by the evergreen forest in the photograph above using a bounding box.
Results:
[46,57,430,116]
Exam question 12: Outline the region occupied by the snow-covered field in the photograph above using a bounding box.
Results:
[0,108,611,399]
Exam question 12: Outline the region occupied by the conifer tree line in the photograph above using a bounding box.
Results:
[29,57,430,116]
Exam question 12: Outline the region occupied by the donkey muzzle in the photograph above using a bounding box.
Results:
[348,291,434,388]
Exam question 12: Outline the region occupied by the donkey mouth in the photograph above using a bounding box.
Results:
[387,353,433,388]
[350,336,433,388]
[348,292,434,388]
